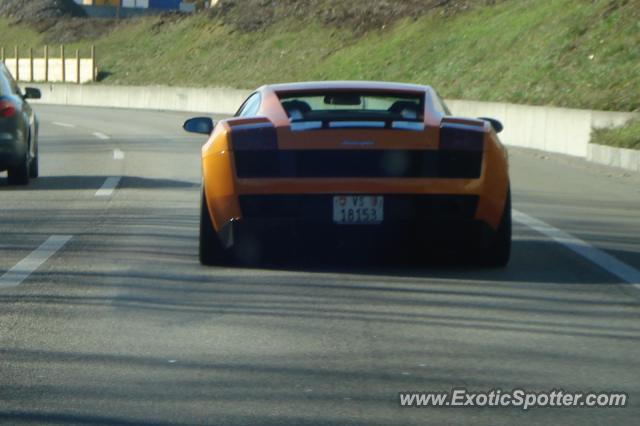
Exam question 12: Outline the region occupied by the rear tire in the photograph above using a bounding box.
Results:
[481,188,511,267]
[7,152,29,185]
[199,190,228,266]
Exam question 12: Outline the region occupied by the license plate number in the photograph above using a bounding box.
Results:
[333,196,383,225]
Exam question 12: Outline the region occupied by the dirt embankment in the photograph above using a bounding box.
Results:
[0,0,85,21]
[0,0,120,43]
[208,0,503,32]
[1,0,501,43]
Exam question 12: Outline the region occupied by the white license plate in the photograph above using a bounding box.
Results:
[333,195,383,225]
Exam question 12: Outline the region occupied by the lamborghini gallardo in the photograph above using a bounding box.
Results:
[184,81,511,267]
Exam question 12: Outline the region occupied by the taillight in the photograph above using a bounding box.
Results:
[229,121,278,150]
[0,100,15,118]
[439,122,484,151]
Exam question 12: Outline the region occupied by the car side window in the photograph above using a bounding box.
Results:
[235,93,261,117]
[433,91,452,116]
[0,65,11,96]
[0,65,20,96]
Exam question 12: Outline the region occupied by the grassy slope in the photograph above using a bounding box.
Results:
[318,0,640,112]
[592,119,640,150]
[0,0,638,114]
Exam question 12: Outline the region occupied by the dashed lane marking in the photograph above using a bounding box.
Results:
[514,210,640,290]
[51,122,75,128]
[93,132,110,140]
[0,235,72,288]
[113,149,125,160]
[95,177,121,197]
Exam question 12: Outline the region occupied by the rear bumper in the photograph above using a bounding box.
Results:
[215,193,496,251]
[218,217,494,253]
[0,130,24,170]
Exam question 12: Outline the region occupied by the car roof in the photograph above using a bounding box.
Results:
[262,81,431,94]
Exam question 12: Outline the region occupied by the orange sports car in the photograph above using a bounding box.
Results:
[184,81,510,266]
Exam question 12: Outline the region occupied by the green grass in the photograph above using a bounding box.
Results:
[0,0,638,114]
[0,19,43,51]
[591,119,640,150]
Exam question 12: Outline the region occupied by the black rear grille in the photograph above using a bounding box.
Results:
[239,194,479,221]
[234,150,482,179]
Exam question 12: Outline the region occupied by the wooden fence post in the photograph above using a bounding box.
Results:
[91,45,96,82]
[14,46,19,81]
[44,45,49,82]
[60,45,65,83]
[76,49,80,84]
[29,48,34,82]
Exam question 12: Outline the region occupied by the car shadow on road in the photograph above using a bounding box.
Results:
[212,238,633,287]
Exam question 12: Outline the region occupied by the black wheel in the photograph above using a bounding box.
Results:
[7,152,29,185]
[199,190,228,266]
[481,188,511,267]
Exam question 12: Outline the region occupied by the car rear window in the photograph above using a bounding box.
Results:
[277,91,425,131]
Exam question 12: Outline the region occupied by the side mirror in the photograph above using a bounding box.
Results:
[479,117,503,133]
[24,87,42,100]
[183,117,214,135]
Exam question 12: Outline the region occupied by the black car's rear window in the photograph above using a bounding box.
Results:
[277,91,425,131]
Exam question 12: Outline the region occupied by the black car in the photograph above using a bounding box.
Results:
[0,63,41,185]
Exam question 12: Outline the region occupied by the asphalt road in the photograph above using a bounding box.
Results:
[0,105,639,425]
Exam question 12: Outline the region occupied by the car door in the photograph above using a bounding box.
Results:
[1,65,35,158]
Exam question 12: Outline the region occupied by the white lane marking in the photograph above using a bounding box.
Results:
[0,235,72,288]
[113,149,125,160]
[514,210,640,289]
[93,132,110,140]
[52,122,75,128]
[95,177,121,197]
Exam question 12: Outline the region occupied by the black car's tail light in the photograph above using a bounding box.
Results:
[0,100,15,118]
